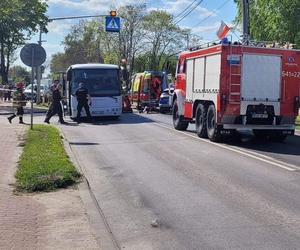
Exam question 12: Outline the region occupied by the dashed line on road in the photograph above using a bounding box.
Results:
[154,122,299,172]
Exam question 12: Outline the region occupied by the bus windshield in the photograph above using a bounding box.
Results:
[71,68,120,97]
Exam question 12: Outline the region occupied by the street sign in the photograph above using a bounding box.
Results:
[20,43,46,130]
[105,16,120,32]
[20,43,46,67]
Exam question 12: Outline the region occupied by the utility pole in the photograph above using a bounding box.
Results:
[242,0,250,44]
[186,33,190,49]
[36,27,43,103]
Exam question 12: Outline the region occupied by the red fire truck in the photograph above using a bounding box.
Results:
[172,43,300,142]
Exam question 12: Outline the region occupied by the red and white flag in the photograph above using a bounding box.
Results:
[217,21,230,40]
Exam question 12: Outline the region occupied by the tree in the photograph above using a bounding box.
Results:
[117,4,147,78]
[0,0,48,83]
[8,66,31,84]
[141,10,187,71]
[234,0,300,46]
[49,5,195,77]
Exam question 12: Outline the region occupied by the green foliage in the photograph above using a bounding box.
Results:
[0,0,48,83]
[8,66,31,84]
[142,10,186,71]
[16,125,80,192]
[234,0,300,46]
[49,5,192,77]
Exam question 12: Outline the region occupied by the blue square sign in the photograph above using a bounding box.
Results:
[105,16,120,32]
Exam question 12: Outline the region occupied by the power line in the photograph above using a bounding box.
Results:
[173,0,198,21]
[191,0,231,29]
[174,0,204,25]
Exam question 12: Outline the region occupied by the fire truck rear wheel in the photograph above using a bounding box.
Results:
[195,103,208,138]
[206,104,221,142]
[173,99,189,131]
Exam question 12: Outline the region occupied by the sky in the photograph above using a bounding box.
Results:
[16,0,239,73]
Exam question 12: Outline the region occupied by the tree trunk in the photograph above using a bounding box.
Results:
[0,43,8,83]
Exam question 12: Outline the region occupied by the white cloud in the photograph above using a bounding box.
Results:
[192,22,219,33]
[161,0,215,18]
[47,20,74,35]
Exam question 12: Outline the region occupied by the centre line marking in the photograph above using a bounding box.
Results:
[154,122,297,172]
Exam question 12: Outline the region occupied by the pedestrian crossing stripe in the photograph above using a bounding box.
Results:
[107,19,119,29]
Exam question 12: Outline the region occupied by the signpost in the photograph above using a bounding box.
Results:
[105,16,120,32]
[20,43,46,129]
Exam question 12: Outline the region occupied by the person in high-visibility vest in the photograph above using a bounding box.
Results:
[7,82,26,124]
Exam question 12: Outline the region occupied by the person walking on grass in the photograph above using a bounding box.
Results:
[75,82,92,123]
[7,82,26,124]
[44,80,66,124]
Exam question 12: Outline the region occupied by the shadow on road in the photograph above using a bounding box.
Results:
[69,142,100,146]
[229,132,300,157]
[88,113,154,126]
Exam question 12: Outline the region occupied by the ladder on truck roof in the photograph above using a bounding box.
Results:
[228,44,243,104]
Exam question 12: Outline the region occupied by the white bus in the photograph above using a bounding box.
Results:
[66,64,122,118]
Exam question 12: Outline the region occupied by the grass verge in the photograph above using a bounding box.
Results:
[35,102,49,109]
[296,115,300,130]
[16,125,81,192]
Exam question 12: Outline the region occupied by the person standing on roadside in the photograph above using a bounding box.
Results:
[75,82,92,122]
[44,80,66,124]
[7,82,26,124]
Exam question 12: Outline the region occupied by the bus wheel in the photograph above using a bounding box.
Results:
[206,104,221,142]
[195,103,208,138]
[172,99,188,131]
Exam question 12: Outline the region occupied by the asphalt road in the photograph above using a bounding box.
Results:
[60,112,300,250]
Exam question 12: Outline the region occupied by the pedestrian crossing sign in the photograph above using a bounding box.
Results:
[105,16,120,32]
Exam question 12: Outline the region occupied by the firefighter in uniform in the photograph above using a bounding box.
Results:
[7,82,26,124]
[75,82,92,122]
[44,80,66,124]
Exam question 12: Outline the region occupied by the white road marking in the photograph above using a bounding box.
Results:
[154,122,298,172]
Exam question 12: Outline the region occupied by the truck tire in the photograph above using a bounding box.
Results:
[195,103,208,138]
[172,99,188,131]
[206,104,221,142]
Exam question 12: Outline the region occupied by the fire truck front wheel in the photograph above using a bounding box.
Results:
[206,104,222,142]
[195,103,208,138]
[173,99,189,131]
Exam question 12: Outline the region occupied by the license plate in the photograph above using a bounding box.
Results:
[252,113,268,118]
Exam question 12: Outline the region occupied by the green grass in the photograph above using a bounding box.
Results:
[35,102,49,109]
[16,125,81,192]
[296,115,300,130]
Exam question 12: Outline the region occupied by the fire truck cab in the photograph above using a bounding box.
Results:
[173,43,300,142]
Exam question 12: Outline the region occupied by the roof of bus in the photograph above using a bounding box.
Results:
[69,63,119,70]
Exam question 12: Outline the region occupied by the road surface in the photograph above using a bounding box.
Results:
[60,112,300,250]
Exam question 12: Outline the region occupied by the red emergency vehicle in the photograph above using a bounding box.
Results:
[172,43,300,142]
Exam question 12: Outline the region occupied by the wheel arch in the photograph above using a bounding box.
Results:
[172,89,185,116]
[192,100,215,118]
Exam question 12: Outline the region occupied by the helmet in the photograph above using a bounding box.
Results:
[16,82,24,89]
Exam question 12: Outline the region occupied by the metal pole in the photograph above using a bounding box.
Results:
[186,34,190,49]
[242,0,250,44]
[30,47,35,130]
[36,27,42,104]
